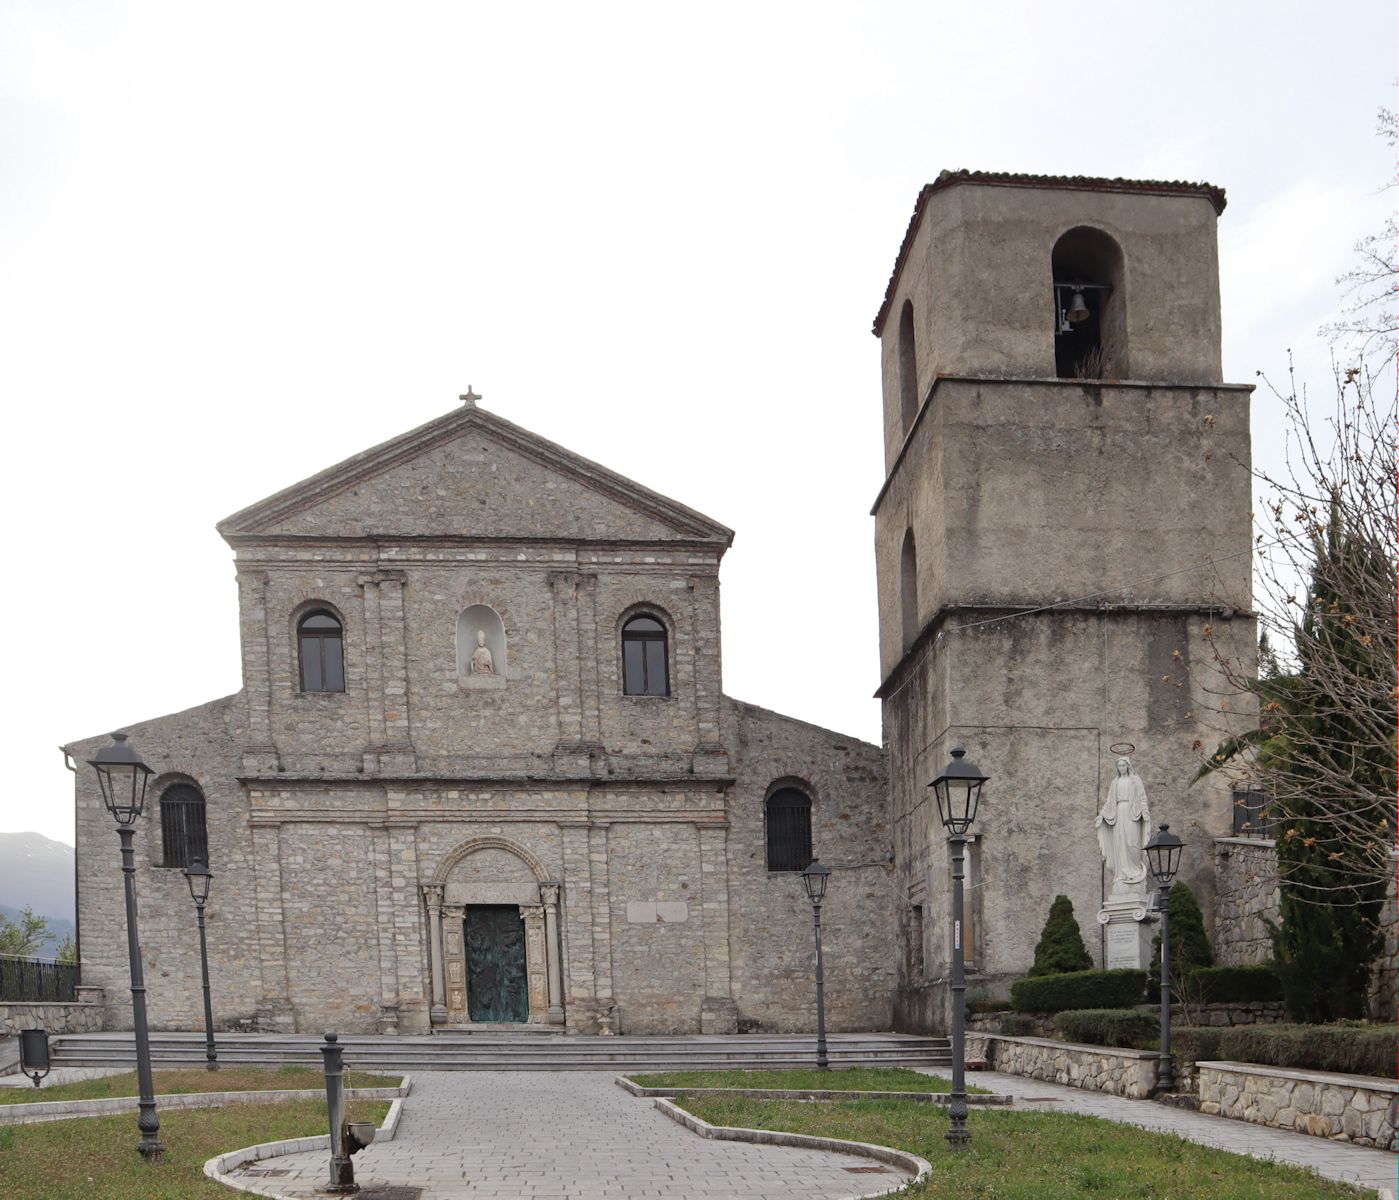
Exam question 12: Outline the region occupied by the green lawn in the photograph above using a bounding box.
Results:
[630,1066,970,1092]
[677,1096,1369,1200]
[0,1066,399,1105]
[0,1098,390,1200]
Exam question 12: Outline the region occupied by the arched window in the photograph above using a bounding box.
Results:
[621,614,669,696]
[298,610,345,693]
[159,783,207,869]
[1052,226,1126,380]
[900,529,919,649]
[766,787,813,872]
[898,300,919,435]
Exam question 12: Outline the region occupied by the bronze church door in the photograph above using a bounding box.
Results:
[465,906,529,1023]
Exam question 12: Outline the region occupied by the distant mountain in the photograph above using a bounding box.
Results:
[0,832,75,924]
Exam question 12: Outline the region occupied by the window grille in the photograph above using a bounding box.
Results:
[621,615,669,696]
[1232,787,1273,837]
[765,787,812,872]
[299,610,345,693]
[160,783,208,868]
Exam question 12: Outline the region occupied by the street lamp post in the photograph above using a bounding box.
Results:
[801,860,831,1071]
[1145,823,1185,1095]
[929,745,989,1150]
[87,731,164,1161]
[182,857,218,1072]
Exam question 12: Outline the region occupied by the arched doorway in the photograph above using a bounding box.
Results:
[423,838,563,1028]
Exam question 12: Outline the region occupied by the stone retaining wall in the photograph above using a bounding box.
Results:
[0,1001,105,1038]
[1198,1060,1397,1151]
[968,1000,1285,1038]
[965,1033,1159,1099]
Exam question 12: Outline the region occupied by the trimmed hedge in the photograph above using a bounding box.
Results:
[1000,1014,1040,1037]
[1010,969,1147,1014]
[1183,963,1282,1005]
[1171,1026,1224,1067]
[1173,1022,1395,1079]
[1054,1008,1158,1050]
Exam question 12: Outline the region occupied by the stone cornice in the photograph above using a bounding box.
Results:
[871,374,1256,516]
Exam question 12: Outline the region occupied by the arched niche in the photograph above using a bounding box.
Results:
[1052,226,1127,380]
[457,603,508,688]
[900,529,919,650]
[436,837,547,906]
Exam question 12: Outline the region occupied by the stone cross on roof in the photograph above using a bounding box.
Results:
[460,386,481,407]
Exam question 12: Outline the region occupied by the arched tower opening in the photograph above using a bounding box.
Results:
[1052,226,1126,379]
[898,300,919,434]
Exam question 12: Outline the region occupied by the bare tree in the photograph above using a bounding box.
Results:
[1321,108,1397,373]
[1203,357,1397,900]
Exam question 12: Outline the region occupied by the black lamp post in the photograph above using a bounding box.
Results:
[182,856,218,1072]
[1145,823,1184,1094]
[88,731,164,1161]
[929,745,988,1150]
[801,859,831,1071]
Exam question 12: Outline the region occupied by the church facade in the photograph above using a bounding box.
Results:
[67,400,893,1036]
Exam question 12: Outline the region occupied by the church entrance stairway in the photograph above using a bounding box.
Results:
[45,1031,950,1072]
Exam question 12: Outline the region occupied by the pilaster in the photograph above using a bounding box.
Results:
[238,571,280,772]
[251,824,293,1030]
[522,904,549,1022]
[698,824,738,1033]
[689,573,729,775]
[369,823,400,1031]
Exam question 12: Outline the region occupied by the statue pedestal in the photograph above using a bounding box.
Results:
[1097,894,1153,971]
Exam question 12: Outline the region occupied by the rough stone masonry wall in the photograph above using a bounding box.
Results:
[1212,837,1279,966]
[1198,1061,1397,1151]
[965,1032,1160,1099]
[69,697,268,1034]
[0,1001,104,1037]
[724,700,894,1034]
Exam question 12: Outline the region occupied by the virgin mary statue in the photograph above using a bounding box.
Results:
[1096,758,1151,891]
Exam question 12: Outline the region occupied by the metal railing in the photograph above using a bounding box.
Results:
[0,955,79,1003]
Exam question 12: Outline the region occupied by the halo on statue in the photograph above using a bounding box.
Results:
[1109,742,1136,756]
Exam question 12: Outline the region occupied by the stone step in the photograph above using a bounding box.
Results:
[49,1031,951,1071]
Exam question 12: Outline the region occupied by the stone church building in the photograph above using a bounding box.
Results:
[70,171,1281,1038]
[67,397,892,1036]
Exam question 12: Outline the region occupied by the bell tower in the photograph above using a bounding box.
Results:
[872,171,1256,1031]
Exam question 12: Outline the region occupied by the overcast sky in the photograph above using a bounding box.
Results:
[2,1,1393,845]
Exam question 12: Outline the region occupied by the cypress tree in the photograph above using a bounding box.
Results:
[1028,894,1093,977]
[1148,881,1214,992]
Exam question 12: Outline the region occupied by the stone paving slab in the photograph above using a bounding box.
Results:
[223,1070,913,1199]
[919,1067,1397,1198]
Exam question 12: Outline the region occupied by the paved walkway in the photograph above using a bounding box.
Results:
[226,1071,913,1199]
[918,1067,1397,1198]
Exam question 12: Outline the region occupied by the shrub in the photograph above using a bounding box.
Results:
[1148,882,1214,991]
[1010,969,1147,1014]
[1028,895,1093,977]
[1000,1014,1039,1036]
[1184,963,1283,1005]
[1171,1025,1225,1067]
[1215,1023,1395,1079]
[1055,1008,1158,1050]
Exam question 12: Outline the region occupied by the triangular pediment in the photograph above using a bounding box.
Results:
[218,404,733,546]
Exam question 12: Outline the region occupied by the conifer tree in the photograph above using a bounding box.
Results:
[1148,881,1214,992]
[1028,894,1092,977]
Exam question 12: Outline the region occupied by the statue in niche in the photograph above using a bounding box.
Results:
[470,629,495,675]
[1095,757,1151,892]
